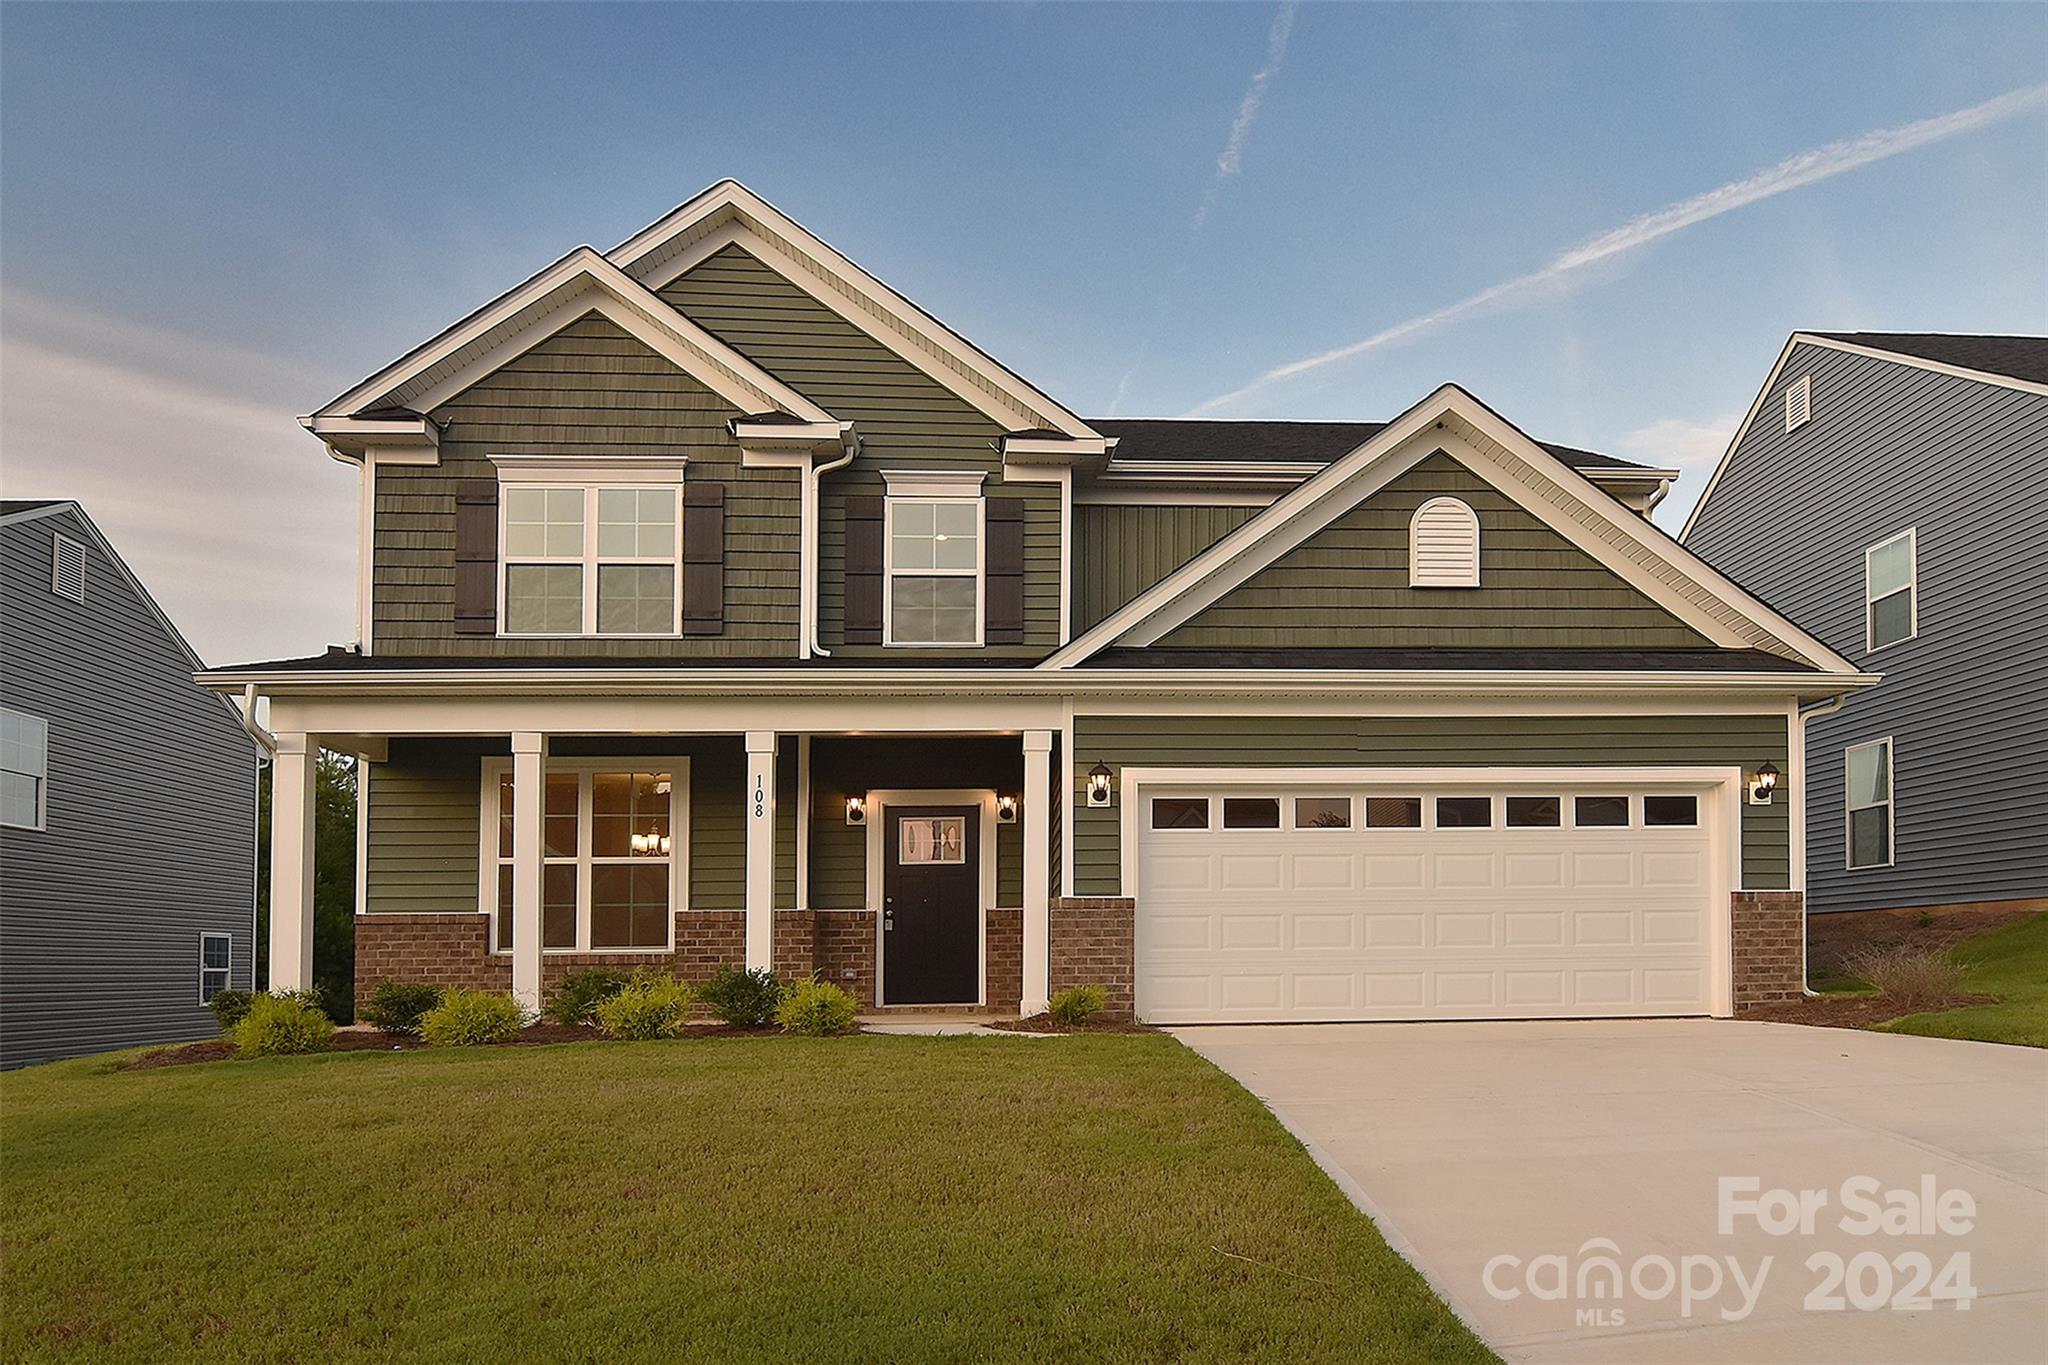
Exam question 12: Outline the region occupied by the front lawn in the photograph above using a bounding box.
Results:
[2,1036,1492,1364]
[1881,913,2048,1048]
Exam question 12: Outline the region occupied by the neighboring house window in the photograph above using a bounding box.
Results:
[0,708,49,830]
[1409,497,1481,587]
[199,933,231,1002]
[501,486,679,636]
[51,534,86,602]
[886,496,982,645]
[486,762,682,952]
[1784,375,1812,432]
[1864,528,1916,651]
[1845,739,1894,870]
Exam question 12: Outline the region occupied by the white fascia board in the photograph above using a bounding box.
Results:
[607,180,1100,443]
[730,418,854,450]
[1002,434,1111,462]
[1101,460,1324,480]
[879,467,986,497]
[1074,488,1279,508]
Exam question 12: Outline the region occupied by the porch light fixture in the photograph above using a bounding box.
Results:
[1748,762,1780,806]
[845,793,867,826]
[996,793,1019,824]
[1086,762,1114,809]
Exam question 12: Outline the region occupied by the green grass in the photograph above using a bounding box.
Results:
[1,1036,1492,1364]
[1880,913,2048,1048]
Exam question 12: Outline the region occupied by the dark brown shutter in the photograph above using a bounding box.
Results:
[453,480,498,635]
[682,482,726,636]
[985,497,1026,644]
[844,494,884,644]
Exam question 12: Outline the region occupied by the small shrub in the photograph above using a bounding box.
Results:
[775,979,859,1036]
[419,989,528,1047]
[361,981,443,1036]
[233,993,336,1057]
[543,968,634,1026]
[1915,910,1936,929]
[208,989,258,1034]
[697,966,783,1027]
[593,974,696,1041]
[1048,983,1109,1026]
[1844,946,1965,1008]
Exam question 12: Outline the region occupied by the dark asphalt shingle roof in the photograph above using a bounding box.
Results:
[1810,333,2048,386]
[1084,647,1818,673]
[1089,419,1648,471]
[1,499,72,516]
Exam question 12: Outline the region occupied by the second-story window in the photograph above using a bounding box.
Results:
[1864,527,1916,652]
[502,486,679,636]
[886,497,982,645]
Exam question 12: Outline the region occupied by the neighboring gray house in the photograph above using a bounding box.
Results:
[0,500,259,1068]
[1682,333,2048,916]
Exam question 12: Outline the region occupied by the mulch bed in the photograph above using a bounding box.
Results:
[116,1020,786,1070]
[118,1040,239,1071]
[1742,993,1996,1032]
[1807,904,2041,979]
[986,1014,1157,1035]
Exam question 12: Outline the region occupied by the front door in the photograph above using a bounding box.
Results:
[881,805,980,1004]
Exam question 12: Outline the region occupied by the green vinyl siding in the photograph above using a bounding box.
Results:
[1160,453,1711,649]
[804,737,1027,909]
[660,246,1060,658]
[776,740,799,910]
[1070,713,1791,895]
[373,314,800,659]
[1074,503,1257,632]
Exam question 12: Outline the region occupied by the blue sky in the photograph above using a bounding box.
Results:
[3,2,2043,662]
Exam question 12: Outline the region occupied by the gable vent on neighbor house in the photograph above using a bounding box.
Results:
[51,534,86,603]
[1409,497,1481,587]
[1784,375,1813,432]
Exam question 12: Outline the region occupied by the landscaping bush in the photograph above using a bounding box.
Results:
[593,974,696,1040]
[775,979,859,1036]
[419,989,528,1047]
[542,968,634,1026]
[697,966,783,1026]
[208,989,258,1035]
[233,993,336,1057]
[1844,946,1965,1008]
[360,981,443,1036]
[1049,983,1109,1026]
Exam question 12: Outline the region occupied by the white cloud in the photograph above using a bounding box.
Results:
[1617,412,1742,473]
[1188,84,2048,416]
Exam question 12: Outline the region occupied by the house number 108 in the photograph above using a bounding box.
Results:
[753,777,766,818]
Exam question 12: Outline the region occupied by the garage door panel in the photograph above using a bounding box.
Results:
[1433,854,1496,888]
[1364,912,1426,947]
[1571,852,1635,886]
[1290,854,1358,890]
[1292,974,1355,1008]
[1573,910,1635,946]
[1219,914,1284,949]
[1433,972,1496,1008]
[1504,852,1565,887]
[1364,855,1425,887]
[1504,969,1567,1006]
[1503,910,1565,946]
[1219,855,1283,890]
[1431,912,1495,948]
[1291,914,1357,949]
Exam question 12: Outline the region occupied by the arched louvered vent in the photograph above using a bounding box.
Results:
[1409,497,1480,587]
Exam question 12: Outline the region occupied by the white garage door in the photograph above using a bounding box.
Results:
[1136,782,1723,1023]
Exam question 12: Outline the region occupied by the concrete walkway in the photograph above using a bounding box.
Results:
[1176,1020,2048,1364]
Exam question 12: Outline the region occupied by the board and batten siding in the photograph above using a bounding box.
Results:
[660,246,1060,658]
[0,507,258,1069]
[1069,713,1791,896]
[1160,453,1711,649]
[372,313,801,659]
[1685,342,2048,912]
[1073,503,1257,632]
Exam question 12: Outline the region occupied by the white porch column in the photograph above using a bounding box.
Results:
[510,732,547,1012]
[267,733,317,993]
[744,731,777,971]
[1021,730,1053,1016]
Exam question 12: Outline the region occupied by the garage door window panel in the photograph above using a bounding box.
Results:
[1366,796,1422,828]
[1295,797,1351,829]
[1643,795,1699,827]
[1222,797,1280,829]
[1506,796,1562,828]
[1151,797,1209,830]
[1435,796,1493,829]
[1574,795,1630,827]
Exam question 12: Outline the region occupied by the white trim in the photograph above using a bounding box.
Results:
[864,787,999,1007]
[883,493,985,648]
[1059,467,1072,644]
[0,706,50,834]
[489,454,688,484]
[796,734,812,911]
[1784,374,1813,432]
[1021,729,1053,1015]
[1408,497,1481,588]
[1863,526,1918,653]
[744,731,776,971]
[354,754,370,919]
[879,468,987,498]
[1843,736,1896,872]
[198,931,233,1005]
[1002,434,1111,461]
[1073,487,1280,508]
[356,459,376,652]
[50,532,86,603]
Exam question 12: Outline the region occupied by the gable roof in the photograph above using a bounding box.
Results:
[1045,384,1864,675]
[0,500,210,673]
[1090,418,1657,473]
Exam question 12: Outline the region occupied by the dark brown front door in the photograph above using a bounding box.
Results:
[881,805,979,1004]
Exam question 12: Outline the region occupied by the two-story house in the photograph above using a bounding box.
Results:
[1683,332,2048,919]
[205,182,1875,1025]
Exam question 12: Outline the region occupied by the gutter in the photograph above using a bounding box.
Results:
[238,683,279,754]
[1795,692,1852,999]
[804,444,858,657]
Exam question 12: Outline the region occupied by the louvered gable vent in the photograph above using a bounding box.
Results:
[1408,497,1481,588]
[1784,375,1812,432]
[51,534,86,603]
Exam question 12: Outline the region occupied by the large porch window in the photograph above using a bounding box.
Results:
[483,759,686,953]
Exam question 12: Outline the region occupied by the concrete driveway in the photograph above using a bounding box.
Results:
[1176,1020,2047,1364]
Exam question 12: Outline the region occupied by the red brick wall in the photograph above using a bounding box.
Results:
[985,908,1022,1014]
[773,910,815,982]
[1050,897,1136,1020]
[813,909,876,1007]
[1732,891,1804,1014]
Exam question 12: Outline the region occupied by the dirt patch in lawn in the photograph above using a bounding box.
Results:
[118,1041,240,1070]
[986,1014,1158,1035]
[1808,904,2042,980]
[1744,993,1996,1031]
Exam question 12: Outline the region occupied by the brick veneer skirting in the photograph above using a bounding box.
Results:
[1050,897,1136,1020]
[1731,891,1804,1014]
[773,909,878,1006]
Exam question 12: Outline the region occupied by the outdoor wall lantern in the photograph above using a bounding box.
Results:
[1086,762,1115,808]
[845,793,868,826]
[996,793,1019,824]
[1748,761,1780,806]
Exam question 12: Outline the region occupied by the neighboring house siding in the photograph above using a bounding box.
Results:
[1069,713,1791,896]
[0,509,257,1069]
[1685,343,2048,912]
[1074,503,1256,632]
[660,246,1060,658]
[1161,453,1711,649]
[373,314,801,659]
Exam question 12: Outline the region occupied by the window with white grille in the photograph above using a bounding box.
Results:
[1784,375,1813,432]
[1409,497,1481,587]
[51,534,86,602]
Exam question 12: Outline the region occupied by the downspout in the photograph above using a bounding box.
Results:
[1795,693,1850,998]
[806,443,858,657]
